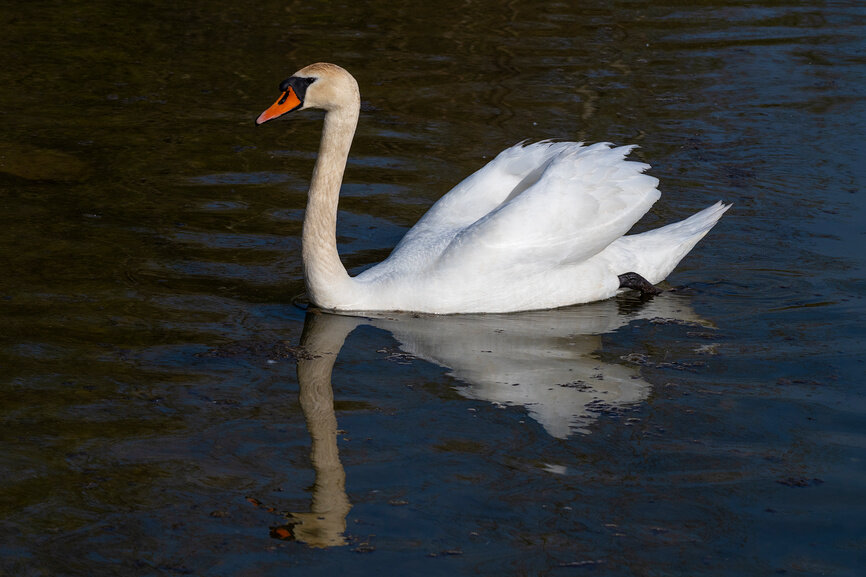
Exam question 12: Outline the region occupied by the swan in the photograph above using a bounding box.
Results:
[256,62,730,314]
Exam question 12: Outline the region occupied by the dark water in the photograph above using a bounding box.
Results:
[2,0,865,575]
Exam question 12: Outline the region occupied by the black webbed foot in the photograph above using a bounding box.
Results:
[618,272,662,296]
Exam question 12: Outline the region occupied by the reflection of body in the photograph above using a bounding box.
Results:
[277,293,710,546]
[364,292,708,437]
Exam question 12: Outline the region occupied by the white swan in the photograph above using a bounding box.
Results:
[256,62,730,314]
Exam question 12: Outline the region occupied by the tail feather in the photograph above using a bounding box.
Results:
[649,201,731,239]
[610,201,731,284]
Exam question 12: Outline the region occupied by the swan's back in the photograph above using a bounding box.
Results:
[358,141,660,283]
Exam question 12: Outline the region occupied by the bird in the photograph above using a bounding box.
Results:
[255,62,730,314]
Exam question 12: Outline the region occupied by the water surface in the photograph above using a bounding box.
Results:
[2,0,865,575]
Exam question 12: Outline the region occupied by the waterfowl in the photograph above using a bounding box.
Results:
[256,62,730,314]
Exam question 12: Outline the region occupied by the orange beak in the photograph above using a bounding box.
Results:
[256,86,303,125]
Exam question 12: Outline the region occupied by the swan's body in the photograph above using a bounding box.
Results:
[257,63,730,314]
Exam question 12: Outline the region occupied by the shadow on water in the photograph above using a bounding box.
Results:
[278,291,712,548]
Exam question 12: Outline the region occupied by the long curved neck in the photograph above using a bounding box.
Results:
[302,100,360,308]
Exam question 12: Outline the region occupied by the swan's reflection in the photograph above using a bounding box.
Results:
[358,291,709,437]
[279,292,710,546]
[272,313,357,547]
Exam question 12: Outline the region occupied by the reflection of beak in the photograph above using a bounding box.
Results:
[255,86,302,125]
[270,524,296,541]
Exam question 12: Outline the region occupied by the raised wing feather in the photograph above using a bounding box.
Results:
[358,141,572,281]
[404,141,575,236]
[436,143,660,275]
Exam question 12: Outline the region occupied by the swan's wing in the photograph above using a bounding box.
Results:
[403,141,575,237]
[359,141,574,281]
[437,143,661,274]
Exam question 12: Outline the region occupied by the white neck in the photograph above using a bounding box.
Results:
[302,98,360,309]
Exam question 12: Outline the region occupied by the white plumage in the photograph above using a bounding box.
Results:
[256,63,730,314]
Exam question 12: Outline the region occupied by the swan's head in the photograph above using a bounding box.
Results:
[255,62,359,125]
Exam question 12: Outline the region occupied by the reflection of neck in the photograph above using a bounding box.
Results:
[289,311,360,547]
